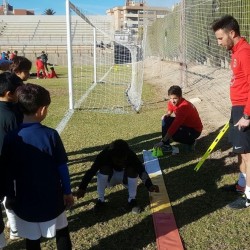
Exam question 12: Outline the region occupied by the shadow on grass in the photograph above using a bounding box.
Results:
[68,184,156,249]
[67,132,161,166]
[68,132,162,190]
[157,125,240,231]
[5,125,239,250]
[62,124,239,249]
[68,184,149,228]
[87,216,156,250]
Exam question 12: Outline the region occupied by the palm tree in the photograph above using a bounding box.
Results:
[43,8,56,15]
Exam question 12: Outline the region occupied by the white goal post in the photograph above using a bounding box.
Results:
[65,0,144,113]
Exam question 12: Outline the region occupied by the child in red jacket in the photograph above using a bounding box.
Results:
[35,57,46,79]
[47,67,58,79]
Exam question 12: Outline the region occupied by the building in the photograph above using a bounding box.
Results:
[13,9,34,15]
[106,0,169,33]
[0,1,34,15]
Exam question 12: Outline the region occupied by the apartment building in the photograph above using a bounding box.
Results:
[106,0,169,33]
[0,1,34,15]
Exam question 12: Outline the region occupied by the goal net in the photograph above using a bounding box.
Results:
[144,0,250,119]
[66,0,144,113]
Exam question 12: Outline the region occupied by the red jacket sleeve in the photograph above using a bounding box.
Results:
[241,50,250,115]
[167,105,189,136]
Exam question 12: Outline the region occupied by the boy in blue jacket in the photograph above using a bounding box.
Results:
[1,83,74,250]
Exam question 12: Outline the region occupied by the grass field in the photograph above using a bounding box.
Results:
[3,66,249,250]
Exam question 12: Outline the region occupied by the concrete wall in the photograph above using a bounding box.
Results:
[0,15,114,65]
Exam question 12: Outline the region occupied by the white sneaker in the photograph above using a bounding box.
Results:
[10,230,20,240]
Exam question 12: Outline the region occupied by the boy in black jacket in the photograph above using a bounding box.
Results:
[0,72,23,247]
[75,139,159,214]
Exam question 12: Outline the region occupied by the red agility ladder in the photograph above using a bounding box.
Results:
[143,150,184,250]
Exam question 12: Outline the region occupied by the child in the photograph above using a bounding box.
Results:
[35,56,46,79]
[154,85,203,152]
[2,56,31,240]
[10,56,32,82]
[9,50,18,61]
[0,72,23,153]
[75,139,159,214]
[47,66,58,78]
[0,72,23,247]
[1,83,74,250]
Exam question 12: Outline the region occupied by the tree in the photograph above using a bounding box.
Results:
[43,8,56,15]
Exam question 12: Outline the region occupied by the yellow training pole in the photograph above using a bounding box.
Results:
[194,122,229,171]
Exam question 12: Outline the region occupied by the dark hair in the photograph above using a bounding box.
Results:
[168,85,182,97]
[108,139,130,157]
[50,67,54,70]
[0,72,23,97]
[211,15,240,36]
[10,56,32,73]
[16,83,51,115]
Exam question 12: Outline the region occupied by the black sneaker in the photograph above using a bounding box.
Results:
[184,141,196,152]
[161,144,172,153]
[93,199,105,213]
[222,182,245,194]
[227,195,250,209]
[128,199,141,214]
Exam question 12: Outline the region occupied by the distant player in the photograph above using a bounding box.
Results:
[47,67,58,78]
[35,56,46,79]
[40,51,48,72]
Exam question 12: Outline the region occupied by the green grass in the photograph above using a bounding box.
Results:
[4,66,248,250]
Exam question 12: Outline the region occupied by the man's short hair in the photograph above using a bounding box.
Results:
[211,14,240,36]
[168,85,182,97]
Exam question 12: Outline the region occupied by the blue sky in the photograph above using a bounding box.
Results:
[7,0,180,15]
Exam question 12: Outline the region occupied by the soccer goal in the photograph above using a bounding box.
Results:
[66,0,144,113]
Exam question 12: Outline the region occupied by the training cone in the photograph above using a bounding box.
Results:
[152,147,157,157]
[152,147,163,158]
[156,147,163,157]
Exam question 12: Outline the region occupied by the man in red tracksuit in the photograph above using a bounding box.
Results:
[154,85,203,152]
[212,15,250,209]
